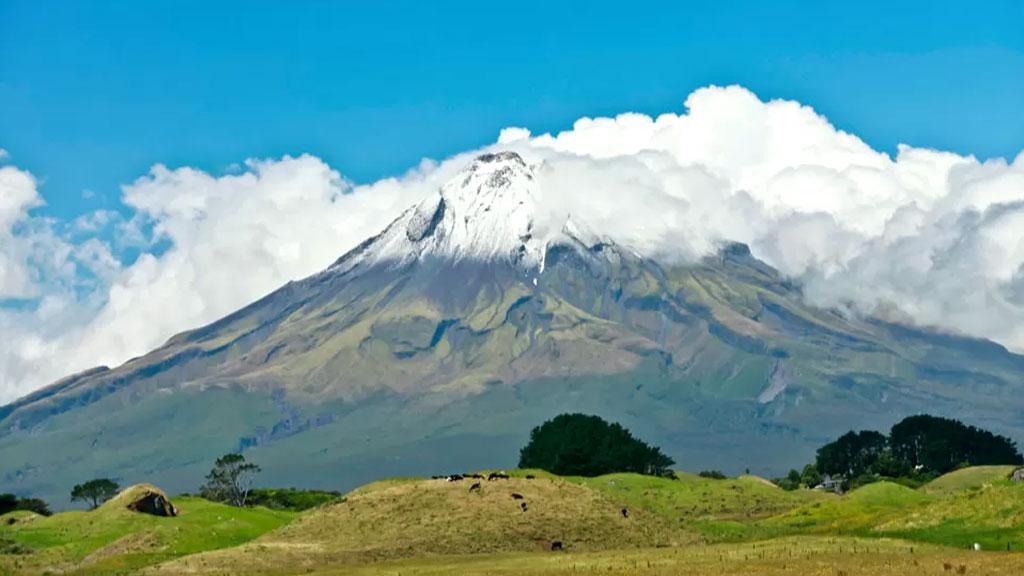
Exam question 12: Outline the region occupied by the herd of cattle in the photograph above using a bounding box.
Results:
[430,471,530,482]
[426,471,628,551]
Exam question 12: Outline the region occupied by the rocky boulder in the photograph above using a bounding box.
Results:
[102,484,178,517]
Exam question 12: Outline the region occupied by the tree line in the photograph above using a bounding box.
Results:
[13,412,1013,514]
[776,414,1023,491]
[4,412,670,517]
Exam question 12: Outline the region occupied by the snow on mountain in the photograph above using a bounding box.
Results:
[327,151,563,277]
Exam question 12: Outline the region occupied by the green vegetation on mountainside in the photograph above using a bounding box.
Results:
[6,240,1024,507]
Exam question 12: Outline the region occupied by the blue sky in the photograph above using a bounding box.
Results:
[2,0,1022,221]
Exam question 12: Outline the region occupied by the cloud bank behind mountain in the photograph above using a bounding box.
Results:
[1,85,1022,402]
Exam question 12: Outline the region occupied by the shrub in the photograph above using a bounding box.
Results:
[246,488,342,511]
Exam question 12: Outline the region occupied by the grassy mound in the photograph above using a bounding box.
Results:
[0,484,295,575]
[153,475,692,574]
[922,465,1018,495]
[879,474,1024,549]
[762,481,933,535]
[570,471,831,541]
[0,511,41,527]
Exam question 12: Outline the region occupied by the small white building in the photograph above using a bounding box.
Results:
[815,474,844,494]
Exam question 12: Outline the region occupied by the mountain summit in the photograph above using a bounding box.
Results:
[3,152,1024,504]
[332,151,551,275]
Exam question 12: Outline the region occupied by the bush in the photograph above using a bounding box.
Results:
[0,494,51,517]
[773,469,802,491]
[518,413,674,477]
[246,488,342,511]
[698,470,727,480]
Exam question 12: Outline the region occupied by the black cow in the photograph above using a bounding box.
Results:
[550,541,563,551]
[621,508,629,518]
[446,474,463,482]
[520,501,528,512]
[469,482,481,492]
[488,472,510,481]
[510,493,524,500]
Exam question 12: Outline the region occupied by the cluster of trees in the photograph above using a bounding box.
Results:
[0,493,51,517]
[519,413,674,477]
[776,414,1022,491]
[3,452,297,517]
[246,487,341,511]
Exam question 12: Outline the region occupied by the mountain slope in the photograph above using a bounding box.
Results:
[3,152,1024,506]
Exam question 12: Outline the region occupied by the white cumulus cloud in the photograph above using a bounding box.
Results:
[2,84,1023,403]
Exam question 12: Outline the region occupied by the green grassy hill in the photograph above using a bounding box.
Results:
[569,471,832,541]
[921,465,1017,495]
[763,481,934,536]
[0,484,295,575]
[4,467,1024,575]
[879,472,1024,550]
[153,474,693,574]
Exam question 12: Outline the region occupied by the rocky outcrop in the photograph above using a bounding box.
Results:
[103,484,178,517]
[127,491,177,517]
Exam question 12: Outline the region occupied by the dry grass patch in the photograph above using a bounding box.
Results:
[151,476,692,574]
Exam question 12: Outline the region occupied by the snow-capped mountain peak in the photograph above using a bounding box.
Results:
[331,151,553,274]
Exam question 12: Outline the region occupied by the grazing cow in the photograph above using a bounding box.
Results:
[520,502,528,512]
[550,541,563,551]
[510,493,524,500]
[469,482,481,493]
[488,472,510,481]
[446,474,463,482]
[525,475,535,480]
[621,508,629,518]
[467,473,484,479]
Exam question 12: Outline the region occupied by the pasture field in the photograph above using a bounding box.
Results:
[1,467,1023,575]
[315,537,1024,576]
[0,486,295,575]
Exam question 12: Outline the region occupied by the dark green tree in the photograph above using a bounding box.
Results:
[200,453,261,506]
[871,448,910,478]
[890,415,1022,474]
[799,464,822,488]
[0,494,16,516]
[815,430,887,477]
[698,470,727,480]
[70,478,120,510]
[518,414,674,477]
[0,494,52,517]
